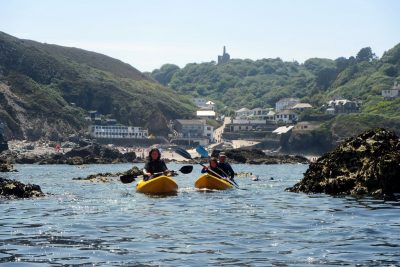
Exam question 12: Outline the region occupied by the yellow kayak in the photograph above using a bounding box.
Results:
[195,173,234,190]
[136,175,178,194]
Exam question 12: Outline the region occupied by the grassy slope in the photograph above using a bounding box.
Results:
[0,31,195,139]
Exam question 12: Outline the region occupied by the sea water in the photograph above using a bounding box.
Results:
[0,163,399,266]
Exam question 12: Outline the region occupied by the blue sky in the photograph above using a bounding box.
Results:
[1,0,399,72]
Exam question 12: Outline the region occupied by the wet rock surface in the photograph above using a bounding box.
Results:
[0,177,45,198]
[287,128,400,199]
[13,143,136,165]
[0,152,16,172]
[213,148,310,164]
[72,166,143,183]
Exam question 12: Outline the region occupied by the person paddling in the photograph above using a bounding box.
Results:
[218,152,235,182]
[143,148,171,180]
[201,157,226,178]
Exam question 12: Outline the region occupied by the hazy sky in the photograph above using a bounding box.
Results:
[1,0,399,72]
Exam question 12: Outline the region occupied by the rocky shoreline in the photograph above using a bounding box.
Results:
[287,128,400,199]
[0,140,311,170]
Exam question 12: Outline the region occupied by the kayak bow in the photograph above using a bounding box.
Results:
[136,175,178,194]
[195,173,234,190]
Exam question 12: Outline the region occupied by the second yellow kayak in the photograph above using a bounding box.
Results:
[136,175,178,194]
[195,173,234,190]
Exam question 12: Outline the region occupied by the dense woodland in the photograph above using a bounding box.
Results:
[149,45,400,141]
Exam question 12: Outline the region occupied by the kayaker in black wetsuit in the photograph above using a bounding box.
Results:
[218,152,235,181]
[143,148,171,180]
[201,157,226,178]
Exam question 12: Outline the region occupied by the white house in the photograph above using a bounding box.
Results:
[249,108,274,120]
[382,82,400,99]
[266,110,276,121]
[89,125,148,139]
[327,99,359,113]
[173,119,213,145]
[196,110,216,119]
[275,110,298,124]
[204,124,214,142]
[235,108,252,119]
[275,98,300,112]
[291,103,312,112]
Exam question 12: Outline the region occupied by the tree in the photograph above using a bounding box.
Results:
[356,47,376,62]
[151,64,180,86]
[335,57,349,73]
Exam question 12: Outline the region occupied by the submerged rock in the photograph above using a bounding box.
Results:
[287,128,400,199]
[0,177,45,198]
[72,166,142,183]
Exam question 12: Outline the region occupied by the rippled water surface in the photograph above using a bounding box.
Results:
[1,163,399,266]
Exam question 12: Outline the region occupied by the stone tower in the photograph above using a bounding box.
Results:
[217,46,230,65]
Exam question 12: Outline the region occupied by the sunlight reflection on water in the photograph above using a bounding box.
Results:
[0,163,399,266]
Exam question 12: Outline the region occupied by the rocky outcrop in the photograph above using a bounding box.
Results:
[13,143,137,165]
[213,148,309,164]
[0,177,45,198]
[287,128,400,199]
[0,152,15,172]
[72,166,142,183]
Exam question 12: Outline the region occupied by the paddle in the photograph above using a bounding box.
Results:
[120,165,193,184]
[195,145,239,188]
[175,147,239,188]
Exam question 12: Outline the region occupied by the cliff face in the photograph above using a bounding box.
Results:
[0,81,84,140]
[282,130,334,154]
[287,128,400,199]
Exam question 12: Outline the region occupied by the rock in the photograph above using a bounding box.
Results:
[72,166,142,183]
[286,128,400,198]
[13,142,136,165]
[0,152,15,172]
[220,148,310,164]
[0,177,45,198]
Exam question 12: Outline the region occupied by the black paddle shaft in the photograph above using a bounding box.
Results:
[120,165,193,184]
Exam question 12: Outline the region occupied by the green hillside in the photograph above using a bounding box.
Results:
[150,45,400,143]
[0,32,195,140]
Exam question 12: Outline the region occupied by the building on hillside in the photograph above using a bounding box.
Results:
[275,98,300,112]
[291,103,313,112]
[326,98,359,114]
[205,101,215,110]
[217,46,230,65]
[382,82,400,99]
[275,110,298,124]
[172,119,214,145]
[235,108,252,119]
[248,108,275,121]
[89,125,148,139]
[87,111,148,140]
[193,97,207,107]
[196,110,216,119]
[266,110,276,121]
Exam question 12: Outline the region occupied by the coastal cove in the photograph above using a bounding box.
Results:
[1,163,399,266]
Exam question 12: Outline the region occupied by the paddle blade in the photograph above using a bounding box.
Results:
[120,174,137,183]
[174,147,192,160]
[179,165,193,174]
[195,145,209,158]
